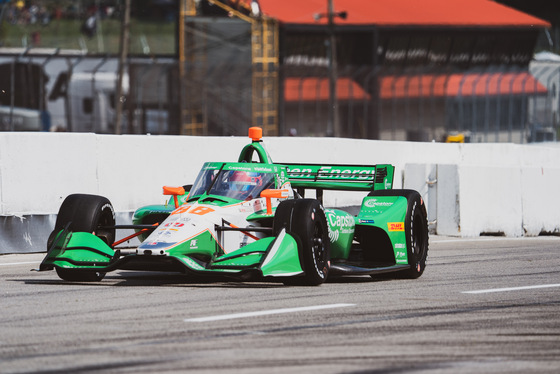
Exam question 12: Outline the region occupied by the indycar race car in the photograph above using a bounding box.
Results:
[38,127,428,286]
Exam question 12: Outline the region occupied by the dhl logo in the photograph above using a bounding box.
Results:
[387,222,404,232]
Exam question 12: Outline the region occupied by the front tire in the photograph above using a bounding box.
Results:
[273,199,330,286]
[49,194,115,282]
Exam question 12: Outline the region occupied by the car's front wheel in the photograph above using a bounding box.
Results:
[49,194,115,282]
[273,199,330,286]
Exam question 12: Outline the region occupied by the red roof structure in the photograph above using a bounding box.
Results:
[252,0,549,27]
[380,72,547,99]
[284,77,370,102]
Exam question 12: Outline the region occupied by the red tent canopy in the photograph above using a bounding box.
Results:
[380,72,547,99]
[284,77,370,102]
[248,0,549,27]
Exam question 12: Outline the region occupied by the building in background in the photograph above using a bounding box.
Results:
[0,0,557,143]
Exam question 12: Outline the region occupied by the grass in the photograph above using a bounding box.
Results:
[0,18,176,55]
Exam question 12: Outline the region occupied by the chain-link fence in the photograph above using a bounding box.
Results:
[0,50,559,143]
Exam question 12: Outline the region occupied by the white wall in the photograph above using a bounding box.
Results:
[1,132,559,253]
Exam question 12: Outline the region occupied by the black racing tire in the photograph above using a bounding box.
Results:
[368,189,429,278]
[49,194,115,282]
[273,199,330,286]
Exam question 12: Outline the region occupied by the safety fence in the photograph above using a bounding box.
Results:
[0,50,559,143]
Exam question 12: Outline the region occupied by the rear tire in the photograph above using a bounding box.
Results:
[402,191,429,278]
[273,199,330,286]
[368,189,428,278]
[49,194,115,282]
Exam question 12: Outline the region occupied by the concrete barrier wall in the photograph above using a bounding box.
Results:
[1,132,559,253]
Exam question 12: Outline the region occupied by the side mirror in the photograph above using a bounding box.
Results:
[163,186,186,209]
[260,189,289,215]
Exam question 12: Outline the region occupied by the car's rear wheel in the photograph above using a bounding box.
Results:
[367,189,428,278]
[49,194,115,282]
[402,191,429,278]
[273,199,330,286]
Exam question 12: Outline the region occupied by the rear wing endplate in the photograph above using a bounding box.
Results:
[283,163,395,192]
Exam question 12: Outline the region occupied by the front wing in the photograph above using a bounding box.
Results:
[39,227,304,280]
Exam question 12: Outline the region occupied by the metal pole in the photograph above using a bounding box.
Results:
[326,0,338,137]
[0,2,7,27]
[115,0,131,135]
[178,0,186,135]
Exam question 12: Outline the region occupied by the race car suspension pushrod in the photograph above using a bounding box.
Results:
[111,223,159,247]
[216,223,272,241]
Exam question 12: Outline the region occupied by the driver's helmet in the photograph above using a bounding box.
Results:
[230,171,261,192]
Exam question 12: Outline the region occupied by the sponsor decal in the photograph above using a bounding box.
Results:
[388,222,404,232]
[318,166,373,180]
[358,219,375,224]
[229,165,273,173]
[164,222,184,228]
[327,212,355,232]
[288,166,375,180]
[288,168,313,177]
[364,198,394,208]
[394,243,405,249]
[254,199,262,213]
[190,239,198,249]
[326,210,355,243]
[328,228,339,243]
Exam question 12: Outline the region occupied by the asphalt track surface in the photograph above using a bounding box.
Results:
[1,236,559,374]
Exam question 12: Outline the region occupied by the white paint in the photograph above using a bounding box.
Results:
[462,284,560,294]
[184,303,356,322]
[432,236,560,244]
[260,229,286,268]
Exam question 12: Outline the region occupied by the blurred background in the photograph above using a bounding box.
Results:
[0,0,558,143]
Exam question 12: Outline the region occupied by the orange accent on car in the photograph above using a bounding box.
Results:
[248,126,262,141]
[189,206,215,215]
[112,222,159,247]
[163,186,185,209]
[260,189,289,215]
[228,222,260,241]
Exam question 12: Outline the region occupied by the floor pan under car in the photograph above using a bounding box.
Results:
[329,261,408,276]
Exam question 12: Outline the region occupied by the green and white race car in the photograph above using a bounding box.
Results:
[39,127,429,286]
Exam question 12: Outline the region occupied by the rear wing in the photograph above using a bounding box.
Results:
[283,163,395,192]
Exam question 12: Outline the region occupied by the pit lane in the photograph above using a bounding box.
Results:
[1,236,559,373]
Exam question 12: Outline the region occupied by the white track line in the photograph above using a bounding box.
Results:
[0,261,40,266]
[184,303,356,323]
[462,283,560,294]
[433,236,560,244]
